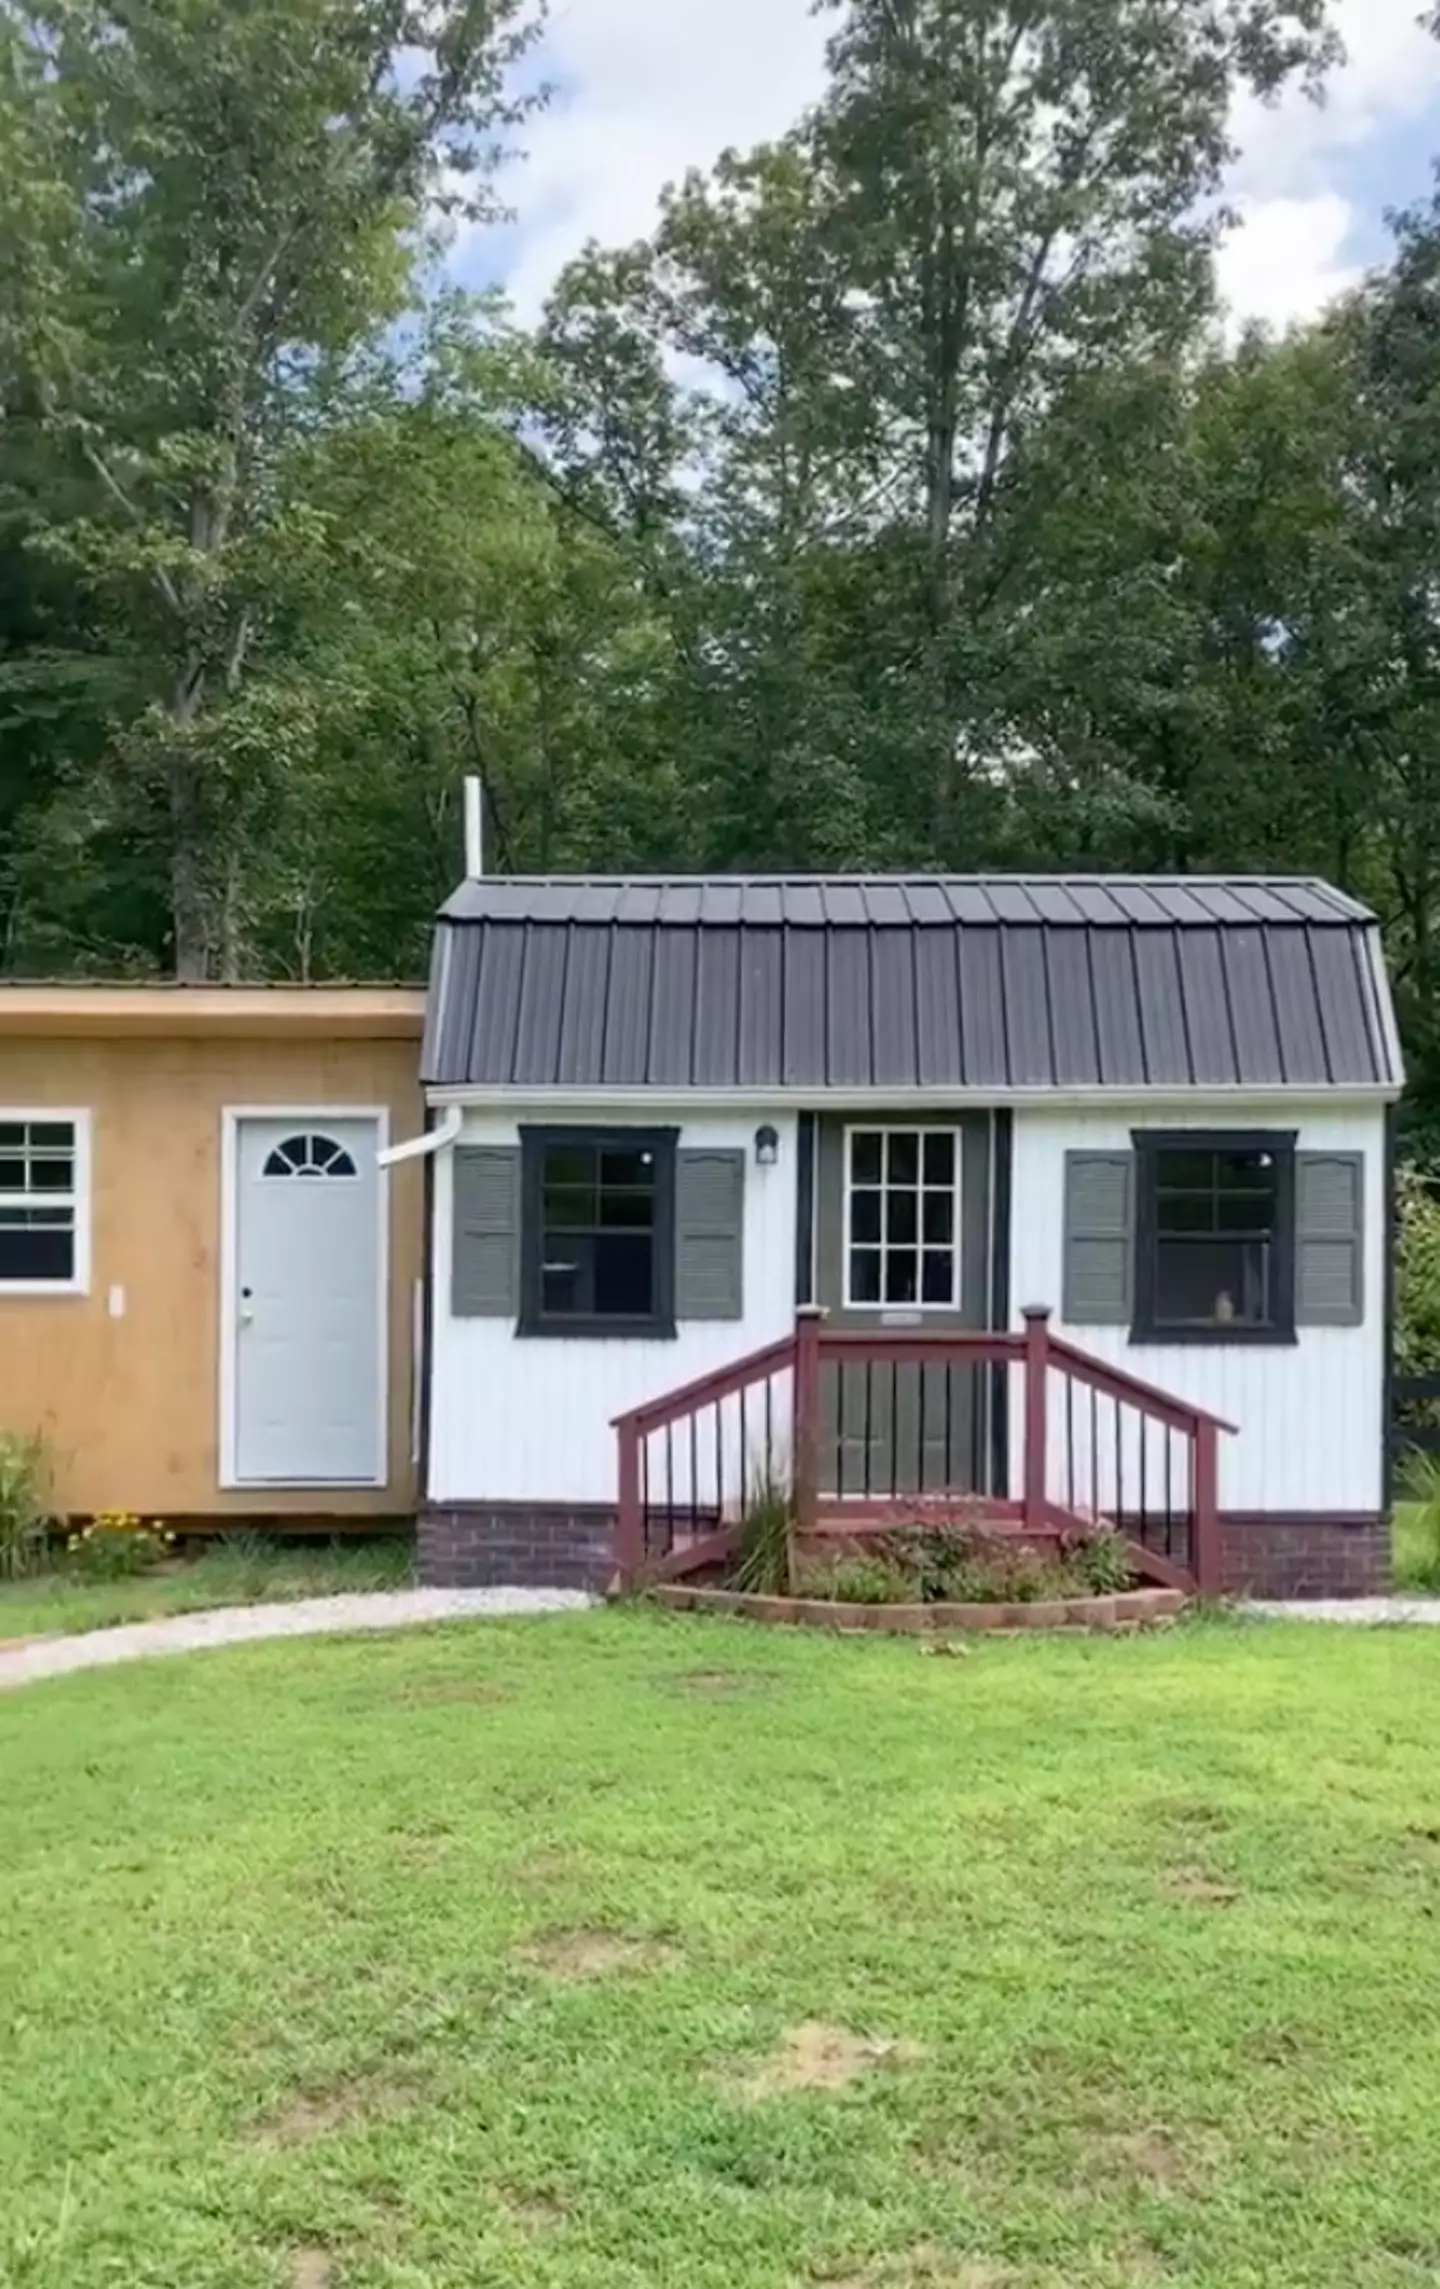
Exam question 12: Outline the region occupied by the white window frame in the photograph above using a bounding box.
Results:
[0,1107,92,1298]
[843,1123,962,1313]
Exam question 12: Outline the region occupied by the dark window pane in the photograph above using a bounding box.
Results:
[600,1147,656,1192]
[887,1190,918,1245]
[0,1225,73,1281]
[850,1248,881,1303]
[542,1260,584,1315]
[0,1124,23,1148]
[599,1186,656,1230]
[1155,1237,1270,1326]
[1217,1150,1278,1188]
[30,1122,73,1149]
[594,1233,654,1317]
[544,1184,596,1229]
[850,1190,882,1244]
[544,1146,599,1190]
[923,1131,955,1185]
[922,1192,954,1245]
[1155,1149,1218,1191]
[1157,1192,1215,1235]
[887,1132,919,1185]
[921,1249,953,1303]
[541,1228,593,1316]
[1218,1190,1275,1235]
[884,1248,918,1304]
[0,1158,23,1190]
[851,1133,883,1185]
[0,1207,71,1228]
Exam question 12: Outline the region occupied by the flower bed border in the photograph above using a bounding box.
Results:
[650,1584,1186,1633]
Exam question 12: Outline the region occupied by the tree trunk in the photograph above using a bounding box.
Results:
[167,657,209,979]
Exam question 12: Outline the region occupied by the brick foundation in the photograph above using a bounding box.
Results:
[418,1504,617,1593]
[420,1503,1391,1602]
[1219,1514,1390,1600]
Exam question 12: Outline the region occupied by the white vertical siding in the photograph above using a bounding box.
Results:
[1009,1102,1388,1517]
[429,1107,799,1505]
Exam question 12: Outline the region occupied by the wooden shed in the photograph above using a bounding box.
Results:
[0,986,425,1523]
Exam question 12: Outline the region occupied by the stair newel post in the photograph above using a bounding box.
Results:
[793,1306,825,1540]
[1192,1417,1221,1598]
[1022,1304,1052,1538]
[616,1416,643,1593]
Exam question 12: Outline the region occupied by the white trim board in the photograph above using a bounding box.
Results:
[427,1083,1402,1114]
[218,1104,391,1492]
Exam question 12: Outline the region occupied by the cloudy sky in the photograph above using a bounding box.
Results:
[463,0,1440,333]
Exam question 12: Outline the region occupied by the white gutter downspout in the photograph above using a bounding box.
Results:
[378,1103,462,1169]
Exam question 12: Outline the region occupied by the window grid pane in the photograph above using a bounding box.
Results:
[538,1140,658,1322]
[847,1129,959,1309]
[1148,1143,1283,1330]
[0,1118,76,1205]
[0,1119,78,1283]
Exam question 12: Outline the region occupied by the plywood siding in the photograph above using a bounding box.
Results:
[428,1108,799,1506]
[1009,1101,1388,1516]
[0,1035,422,1517]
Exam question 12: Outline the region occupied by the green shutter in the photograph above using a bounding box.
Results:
[1063,1151,1134,1326]
[451,1145,519,1317]
[1295,1152,1364,1327]
[675,1148,745,1320]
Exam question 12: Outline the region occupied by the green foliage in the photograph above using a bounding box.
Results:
[1072,1529,1136,1598]
[794,1551,916,1605]
[0,1430,50,1582]
[733,1470,795,1596]
[1396,1166,1440,1380]
[877,1518,1136,1605]
[1394,1487,1440,1597]
[4,0,1440,1148]
[63,1511,172,1580]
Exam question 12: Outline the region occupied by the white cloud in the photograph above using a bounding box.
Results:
[493,0,830,321]
[1215,0,1440,328]
[489,0,1440,331]
[1214,193,1360,332]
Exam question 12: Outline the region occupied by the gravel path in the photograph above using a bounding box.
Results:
[0,1587,592,1691]
[1249,1598,1440,1625]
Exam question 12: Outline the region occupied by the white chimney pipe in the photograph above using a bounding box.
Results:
[463,774,484,879]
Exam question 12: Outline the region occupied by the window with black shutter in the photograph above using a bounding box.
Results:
[1132,1130,1297,1344]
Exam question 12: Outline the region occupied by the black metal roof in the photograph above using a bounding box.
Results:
[422,875,1402,1094]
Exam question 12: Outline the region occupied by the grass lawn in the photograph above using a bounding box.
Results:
[4,1611,1440,2288]
[0,1537,413,1640]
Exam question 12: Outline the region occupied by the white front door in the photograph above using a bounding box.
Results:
[231,1115,384,1485]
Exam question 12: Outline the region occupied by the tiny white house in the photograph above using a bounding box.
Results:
[411,875,1403,1599]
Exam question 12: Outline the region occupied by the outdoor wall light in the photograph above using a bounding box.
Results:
[754,1123,780,1168]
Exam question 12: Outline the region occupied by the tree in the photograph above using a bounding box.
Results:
[0,0,542,974]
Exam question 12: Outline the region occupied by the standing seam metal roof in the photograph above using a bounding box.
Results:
[422,876,1402,1093]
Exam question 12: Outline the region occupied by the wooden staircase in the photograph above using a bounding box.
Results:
[613,1308,1234,1597]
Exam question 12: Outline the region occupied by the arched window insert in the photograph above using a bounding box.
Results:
[262,1133,359,1180]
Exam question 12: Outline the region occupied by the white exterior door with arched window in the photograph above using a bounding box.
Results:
[225,1111,387,1486]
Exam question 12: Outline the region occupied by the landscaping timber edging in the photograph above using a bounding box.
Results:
[648,1584,1187,1632]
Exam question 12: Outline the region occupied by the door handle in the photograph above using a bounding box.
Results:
[239,1283,255,1327]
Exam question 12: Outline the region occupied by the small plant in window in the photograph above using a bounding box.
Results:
[0,1429,52,1580]
[65,1511,174,1579]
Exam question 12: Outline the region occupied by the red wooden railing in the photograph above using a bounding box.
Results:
[613,1305,1235,1597]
